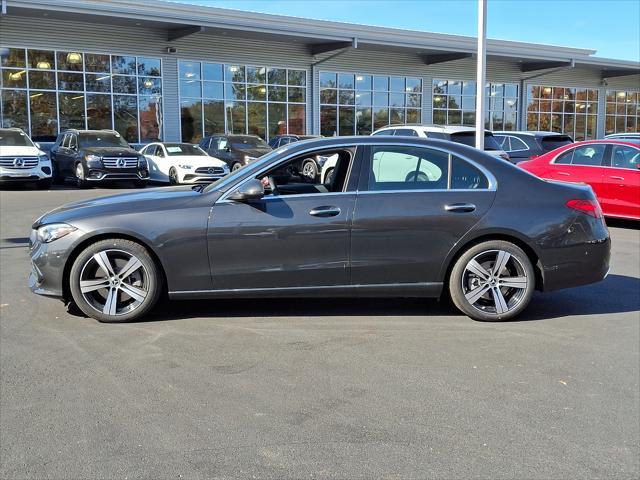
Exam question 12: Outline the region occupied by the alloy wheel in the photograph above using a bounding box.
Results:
[461,249,529,315]
[302,161,317,179]
[79,249,149,317]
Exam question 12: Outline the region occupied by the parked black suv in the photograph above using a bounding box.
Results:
[50,130,149,188]
[268,134,321,149]
[493,131,573,162]
[199,134,272,171]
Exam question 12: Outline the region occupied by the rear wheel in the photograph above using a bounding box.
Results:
[69,238,163,323]
[449,240,535,321]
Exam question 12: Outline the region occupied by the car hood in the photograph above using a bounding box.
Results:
[33,186,207,228]
[82,146,140,156]
[235,147,271,158]
[171,155,227,167]
[0,146,46,157]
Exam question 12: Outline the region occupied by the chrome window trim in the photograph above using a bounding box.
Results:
[497,134,530,153]
[215,141,497,204]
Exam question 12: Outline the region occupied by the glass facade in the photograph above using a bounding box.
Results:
[319,71,422,136]
[432,79,518,131]
[0,47,163,143]
[526,85,598,141]
[178,60,307,143]
[605,90,639,134]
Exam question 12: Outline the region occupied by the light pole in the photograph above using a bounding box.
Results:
[475,0,487,149]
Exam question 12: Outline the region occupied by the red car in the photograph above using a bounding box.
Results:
[519,140,640,220]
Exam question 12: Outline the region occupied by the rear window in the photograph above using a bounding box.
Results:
[450,132,502,151]
[540,135,573,152]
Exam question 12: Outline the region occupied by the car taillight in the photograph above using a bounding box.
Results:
[566,199,603,218]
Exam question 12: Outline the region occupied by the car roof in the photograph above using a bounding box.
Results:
[493,131,571,138]
[569,139,640,147]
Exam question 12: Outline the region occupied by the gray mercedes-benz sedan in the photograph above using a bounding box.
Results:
[29,136,610,323]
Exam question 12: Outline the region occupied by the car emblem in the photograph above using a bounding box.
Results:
[13,158,24,167]
[117,158,125,168]
[207,168,215,174]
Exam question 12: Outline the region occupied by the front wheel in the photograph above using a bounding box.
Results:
[448,240,535,321]
[231,162,242,172]
[69,239,163,323]
[75,163,89,189]
[301,159,318,179]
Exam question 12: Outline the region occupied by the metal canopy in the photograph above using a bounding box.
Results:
[167,25,204,42]
[601,69,640,79]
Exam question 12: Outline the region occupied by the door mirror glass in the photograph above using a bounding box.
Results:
[227,178,264,201]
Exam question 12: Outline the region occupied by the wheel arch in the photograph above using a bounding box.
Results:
[62,231,168,303]
[440,231,544,294]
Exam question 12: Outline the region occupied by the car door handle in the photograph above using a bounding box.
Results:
[309,206,341,217]
[557,172,570,176]
[609,175,624,181]
[444,203,476,213]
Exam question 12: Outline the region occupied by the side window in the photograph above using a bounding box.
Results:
[143,145,155,156]
[509,136,529,152]
[393,129,419,137]
[368,146,448,191]
[570,144,606,166]
[555,149,574,164]
[372,129,395,136]
[495,135,509,150]
[610,145,640,170]
[156,146,165,158]
[61,134,70,148]
[451,157,489,190]
[68,134,78,150]
[425,131,446,139]
[217,138,229,150]
[200,138,211,149]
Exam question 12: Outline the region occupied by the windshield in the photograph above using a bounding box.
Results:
[165,144,206,156]
[79,132,130,148]
[540,136,573,152]
[450,132,502,151]
[0,130,34,147]
[230,136,270,149]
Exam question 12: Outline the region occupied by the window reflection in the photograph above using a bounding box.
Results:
[605,90,639,134]
[1,89,28,129]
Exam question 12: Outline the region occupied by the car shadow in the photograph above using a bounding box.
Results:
[67,273,639,324]
[0,237,30,249]
[606,218,639,230]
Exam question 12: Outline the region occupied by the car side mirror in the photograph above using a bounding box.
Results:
[227,178,264,202]
[35,142,41,149]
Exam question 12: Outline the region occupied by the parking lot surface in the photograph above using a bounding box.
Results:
[1,185,639,479]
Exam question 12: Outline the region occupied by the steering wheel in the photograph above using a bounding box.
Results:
[268,175,278,195]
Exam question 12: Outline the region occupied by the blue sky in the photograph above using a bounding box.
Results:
[171,0,640,61]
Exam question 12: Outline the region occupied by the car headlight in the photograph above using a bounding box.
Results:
[84,154,102,168]
[138,156,148,168]
[36,223,77,243]
[177,164,192,169]
[37,154,49,164]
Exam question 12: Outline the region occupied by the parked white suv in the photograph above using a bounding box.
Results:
[0,128,53,189]
[372,124,511,161]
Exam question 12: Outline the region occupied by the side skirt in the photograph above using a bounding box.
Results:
[169,282,443,300]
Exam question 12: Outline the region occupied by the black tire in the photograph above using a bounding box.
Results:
[36,178,53,190]
[169,167,179,185]
[324,167,335,185]
[52,163,64,184]
[448,240,535,322]
[69,238,163,323]
[301,159,318,179]
[133,180,148,188]
[75,163,89,189]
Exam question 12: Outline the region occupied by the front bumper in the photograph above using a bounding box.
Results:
[181,173,226,183]
[28,228,84,300]
[84,168,149,181]
[0,166,52,182]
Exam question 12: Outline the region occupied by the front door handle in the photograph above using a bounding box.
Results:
[444,203,476,213]
[609,175,624,181]
[309,206,341,217]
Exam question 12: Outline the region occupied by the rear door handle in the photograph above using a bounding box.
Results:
[445,203,476,213]
[557,172,570,176]
[309,206,341,217]
[609,175,624,181]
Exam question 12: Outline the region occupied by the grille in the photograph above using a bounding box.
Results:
[0,156,39,169]
[102,157,139,169]
[195,166,225,175]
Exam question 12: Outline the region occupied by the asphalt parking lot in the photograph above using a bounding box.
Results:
[1,185,639,479]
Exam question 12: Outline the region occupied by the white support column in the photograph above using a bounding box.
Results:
[475,0,487,149]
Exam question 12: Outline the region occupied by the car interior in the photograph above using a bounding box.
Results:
[261,148,354,196]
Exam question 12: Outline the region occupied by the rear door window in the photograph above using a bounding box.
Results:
[367,145,448,190]
[556,144,606,166]
[450,157,489,189]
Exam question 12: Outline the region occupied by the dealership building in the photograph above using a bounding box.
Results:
[1,0,639,146]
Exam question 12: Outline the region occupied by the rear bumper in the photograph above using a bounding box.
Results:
[541,237,611,291]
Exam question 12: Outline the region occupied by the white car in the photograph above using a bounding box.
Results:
[371,124,511,161]
[0,128,53,189]
[140,142,229,184]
